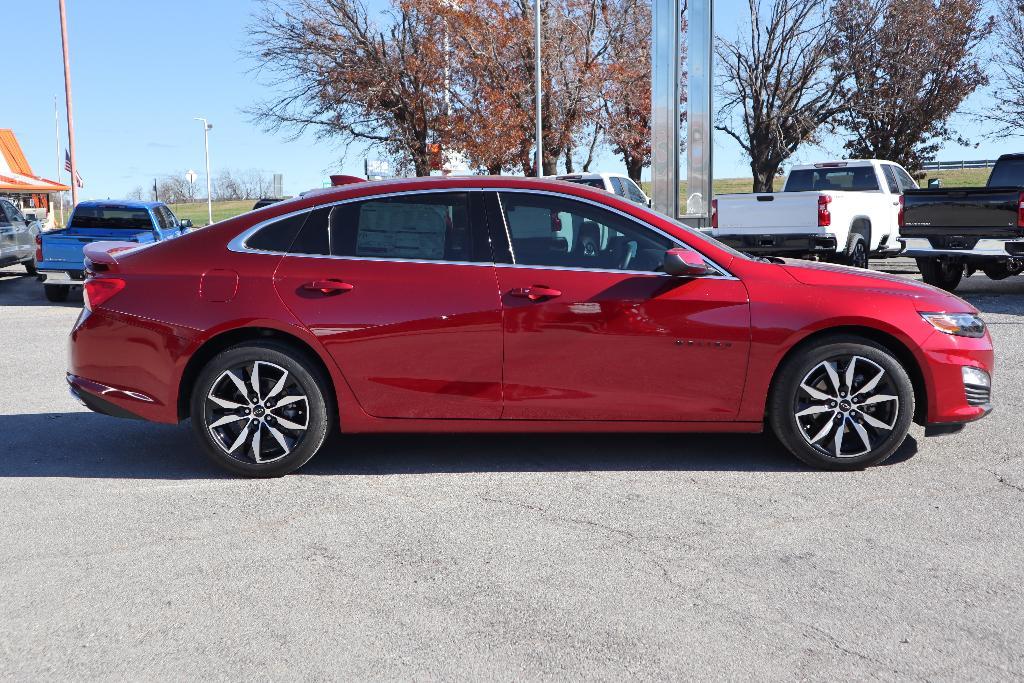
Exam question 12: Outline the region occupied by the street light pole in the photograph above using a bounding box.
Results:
[194,117,213,225]
[534,0,543,177]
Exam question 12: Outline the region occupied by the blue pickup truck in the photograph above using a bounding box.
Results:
[37,200,190,301]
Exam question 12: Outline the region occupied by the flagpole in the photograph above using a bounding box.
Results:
[58,0,78,206]
[54,97,64,227]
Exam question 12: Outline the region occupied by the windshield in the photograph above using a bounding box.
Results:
[987,158,1024,187]
[69,207,154,230]
[785,167,879,192]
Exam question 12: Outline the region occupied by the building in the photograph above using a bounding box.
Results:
[0,128,70,228]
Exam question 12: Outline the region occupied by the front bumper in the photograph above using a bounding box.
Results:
[715,232,838,255]
[918,328,994,427]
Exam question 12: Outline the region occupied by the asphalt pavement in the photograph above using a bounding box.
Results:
[1,260,1021,680]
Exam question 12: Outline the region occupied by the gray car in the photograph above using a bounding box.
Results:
[0,198,40,275]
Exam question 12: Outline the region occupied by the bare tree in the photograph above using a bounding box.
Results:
[834,0,992,173]
[125,186,145,201]
[987,0,1024,135]
[716,0,855,191]
[248,0,449,176]
[213,169,274,200]
[446,0,611,176]
[156,174,195,204]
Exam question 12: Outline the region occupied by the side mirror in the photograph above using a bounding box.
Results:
[180,219,193,229]
[663,248,710,277]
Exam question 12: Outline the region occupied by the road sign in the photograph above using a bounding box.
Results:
[185,170,198,185]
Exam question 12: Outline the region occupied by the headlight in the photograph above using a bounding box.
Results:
[920,312,986,338]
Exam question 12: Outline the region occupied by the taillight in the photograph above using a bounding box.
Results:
[35,233,43,262]
[711,199,719,229]
[898,195,905,228]
[817,195,832,227]
[1018,191,1024,229]
[83,278,125,312]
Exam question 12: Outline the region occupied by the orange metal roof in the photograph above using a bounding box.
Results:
[0,128,70,193]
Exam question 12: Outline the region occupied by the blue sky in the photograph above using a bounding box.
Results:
[5,0,1016,201]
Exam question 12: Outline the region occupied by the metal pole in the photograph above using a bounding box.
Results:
[58,0,78,206]
[534,0,543,177]
[686,0,714,219]
[54,97,64,227]
[196,118,213,224]
[651,0,680,217]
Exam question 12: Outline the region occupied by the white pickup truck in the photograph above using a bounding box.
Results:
[710,160,915,268]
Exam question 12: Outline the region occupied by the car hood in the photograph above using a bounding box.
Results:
[779,259,978,313]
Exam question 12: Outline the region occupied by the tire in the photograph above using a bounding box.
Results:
[917,258,963,291]
[769,337,915,470]
[190,341,331,477]
[44,284,70,302]
[23,259,37,276]
[981,261,1024,281]
[842,232,869,269]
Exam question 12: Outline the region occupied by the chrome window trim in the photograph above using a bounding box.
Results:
[226,186,736,279]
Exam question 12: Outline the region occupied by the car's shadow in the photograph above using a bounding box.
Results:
[0,411,918,479]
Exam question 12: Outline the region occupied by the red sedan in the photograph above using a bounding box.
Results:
[68,176,993,477]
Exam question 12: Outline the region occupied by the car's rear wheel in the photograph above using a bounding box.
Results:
[44,284,70,302]
[917,258,963,291]
[190,342,331,477]
[769,338,915,470]
[24,259,37,276]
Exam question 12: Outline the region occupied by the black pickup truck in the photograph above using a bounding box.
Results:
[902,153,1024,290]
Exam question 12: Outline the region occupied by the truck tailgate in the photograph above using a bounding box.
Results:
[902,188,1021,237]
[41,228,153,267]
[715,193,818,233]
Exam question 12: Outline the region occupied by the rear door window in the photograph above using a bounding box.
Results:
[328,193,478,262]
[609,177,628,197]
[881,165,900,193]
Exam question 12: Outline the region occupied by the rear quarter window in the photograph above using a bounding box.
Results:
[245,213,309,252]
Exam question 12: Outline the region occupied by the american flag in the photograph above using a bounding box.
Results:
[64,150,83,188]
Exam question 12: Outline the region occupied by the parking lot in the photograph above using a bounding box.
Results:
[0,260,1021,679]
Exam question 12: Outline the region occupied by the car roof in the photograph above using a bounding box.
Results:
[277,175,632,207]
[75,200,162,210]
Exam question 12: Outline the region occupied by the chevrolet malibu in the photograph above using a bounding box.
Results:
[68,176,993,477]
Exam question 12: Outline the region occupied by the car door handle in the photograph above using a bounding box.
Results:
[302,279,354,295]
[509,285,561,301]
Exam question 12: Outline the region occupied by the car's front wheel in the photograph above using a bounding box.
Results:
[769,338,915,470]
[190,341,331,477]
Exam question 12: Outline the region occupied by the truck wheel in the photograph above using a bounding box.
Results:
[842,233,869,269]
[44,284,70,302]
[917,258,963,291]
[981,261,1024,281]
[24,260,37,276]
